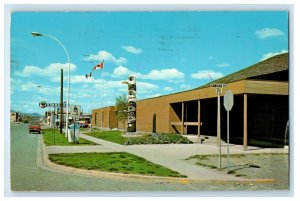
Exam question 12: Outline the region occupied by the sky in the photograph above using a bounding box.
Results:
[10,11,288,115]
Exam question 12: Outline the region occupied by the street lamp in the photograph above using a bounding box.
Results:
[32,31,71,138]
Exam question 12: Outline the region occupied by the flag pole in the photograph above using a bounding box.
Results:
[102,60,104,110]
[101,60,104,130]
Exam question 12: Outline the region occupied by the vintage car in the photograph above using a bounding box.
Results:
[28,121,41,134]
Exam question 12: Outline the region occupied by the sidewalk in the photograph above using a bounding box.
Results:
[44,132,288,182]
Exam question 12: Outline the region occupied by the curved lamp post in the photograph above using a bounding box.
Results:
[32,32,71,139]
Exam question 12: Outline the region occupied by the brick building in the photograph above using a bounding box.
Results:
[92,53,289,148]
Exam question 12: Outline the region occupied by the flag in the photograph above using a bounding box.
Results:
[85,72,92,79]
[93,60,104,70]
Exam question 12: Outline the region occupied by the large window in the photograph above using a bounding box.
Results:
[95,112,97,124]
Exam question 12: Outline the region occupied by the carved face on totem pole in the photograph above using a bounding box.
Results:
[122,75,137,132]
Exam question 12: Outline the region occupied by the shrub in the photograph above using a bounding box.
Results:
[124,133,193,145]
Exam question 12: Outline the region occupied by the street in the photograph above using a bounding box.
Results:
[7,123,290,195]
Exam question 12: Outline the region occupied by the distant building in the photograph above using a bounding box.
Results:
[92,106,119,129]
[10,112,19,122]
[93,53,289,148]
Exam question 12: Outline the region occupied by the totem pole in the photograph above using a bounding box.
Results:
[122,75,137,132]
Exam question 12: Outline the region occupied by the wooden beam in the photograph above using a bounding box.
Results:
[171,122,200,126]
[170,122,182,126]
[181,102,184,135]
[197,100,201,143]
[243,94,248,150]
[184,122,199,126]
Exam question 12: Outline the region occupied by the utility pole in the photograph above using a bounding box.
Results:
[60,69,63,133]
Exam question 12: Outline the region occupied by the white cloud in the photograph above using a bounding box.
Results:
[82,50,127,65]
[122,45,142,54]
[11,79,60,96]
[137,81,159,93]
[180,84,192,90]
[140,93,162,100]
[47,63,76,74]
[89,78,158,100]
[163,86,173,91]
[112,66,132,78]
[19,81,39,91]
[153,94,162,97]
[216,63,229,68]
[70,75,93,84]
[15,63,76,78]
[15,65,44,77]
[191,70,224,80]
[110,66,184,82]
[139,68,185,81]
[255,28,285,39]
[260,50,288,61]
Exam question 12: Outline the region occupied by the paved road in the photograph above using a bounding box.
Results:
[6,123,290,195]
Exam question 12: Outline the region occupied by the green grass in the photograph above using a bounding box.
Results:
[85,130,193,145]
[84,130,127,144]
[79,127,91,132]
[48,152,186,177]
[42,128,96,146]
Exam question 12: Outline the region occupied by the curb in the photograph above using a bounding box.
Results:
[39,137,276,185]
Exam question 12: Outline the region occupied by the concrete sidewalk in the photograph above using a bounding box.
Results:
[45,132,288,181]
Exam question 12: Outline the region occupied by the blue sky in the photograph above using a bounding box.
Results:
[10,11,288,115]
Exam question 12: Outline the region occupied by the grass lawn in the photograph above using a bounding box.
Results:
[49,152,186,178]
[84,130,126,144]
[84,130,192,145]
[42,128,97,146]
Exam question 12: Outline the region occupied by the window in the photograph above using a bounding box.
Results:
[95,112,97,124]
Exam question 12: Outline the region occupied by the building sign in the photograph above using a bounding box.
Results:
[39,101,47,108]
[39,101,67,108]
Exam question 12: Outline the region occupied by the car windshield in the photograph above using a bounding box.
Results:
[30,122,40,126]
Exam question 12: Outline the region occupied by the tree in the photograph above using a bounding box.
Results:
[115,94,128,132]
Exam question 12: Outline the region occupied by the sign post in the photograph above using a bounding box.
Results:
[210,83,226,169]
[70,105,81,143]
[223,90,234,173]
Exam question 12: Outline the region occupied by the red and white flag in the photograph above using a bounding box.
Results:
[93,60,104,70]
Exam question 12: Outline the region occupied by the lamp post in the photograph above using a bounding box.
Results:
[32,32,71,138]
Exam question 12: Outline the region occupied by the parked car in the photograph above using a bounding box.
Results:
[78,120,90,128]
[28,121,41,134]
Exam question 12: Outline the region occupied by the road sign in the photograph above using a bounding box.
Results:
[210,83,227,169]
[70,105,81,118]
[210,83,227,88]
[224,90,234,111]
[223,90,234,173]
